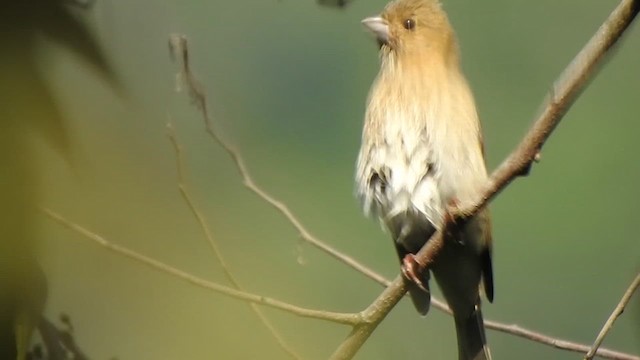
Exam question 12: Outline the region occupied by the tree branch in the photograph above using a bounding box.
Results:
[41,207,361,326]
[167,0,640,356]
[330,0,640,357]
[166,122,303,359]
[460,0,640,218]
[41,205,640,360]
[486,319,639,360]
[167,34,393,289]
[33,1,639,359]
[585,272,640,360]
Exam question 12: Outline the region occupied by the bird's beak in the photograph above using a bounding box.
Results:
[361,16,389,45]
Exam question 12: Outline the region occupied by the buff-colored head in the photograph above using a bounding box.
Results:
[362,0,457,63]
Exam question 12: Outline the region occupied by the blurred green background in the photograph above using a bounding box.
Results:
[32,0,639,358]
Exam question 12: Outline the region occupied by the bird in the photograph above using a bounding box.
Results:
[355,0,494,359]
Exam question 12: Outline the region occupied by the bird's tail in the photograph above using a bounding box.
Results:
[454,305,491,360]
[407,281,430,315]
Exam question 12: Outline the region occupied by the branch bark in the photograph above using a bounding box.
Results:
[32,1,640,360]
[330,0,640,358]
[42,2,640,358]
[585,272,640,360]
[166,122,302,359]
[41,205,640,360]
[41,207,361,326]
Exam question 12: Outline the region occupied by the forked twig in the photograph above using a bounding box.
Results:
[40,206,640,360]
[166,122,302,359]
[330,0,640,357]
[486,320,638,360]
[166,0,640,356]
[585,273,640,360]
[41,1,640,357]
[41,207,361,326]
[167,34,393,289]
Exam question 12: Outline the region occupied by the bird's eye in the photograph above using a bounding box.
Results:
[403,19,415,30]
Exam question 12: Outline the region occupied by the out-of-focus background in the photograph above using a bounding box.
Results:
[20,0,640,358]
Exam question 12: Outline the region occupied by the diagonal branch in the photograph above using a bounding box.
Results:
[330,0,640,358]
[166,122,302,359]
[459,0,640,219]
[167,34,395,290]
[585,272,640,360]
[167,0,640,356]
[486,319,639,360]
[35,2,640,359]
[41,207,362,326]
[41,207,640,360]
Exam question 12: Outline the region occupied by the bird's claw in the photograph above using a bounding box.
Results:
[444,197,462,223]
[401,254,428,292]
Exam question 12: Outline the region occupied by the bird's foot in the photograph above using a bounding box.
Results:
[444,197,461,224]
[401,254,428,292]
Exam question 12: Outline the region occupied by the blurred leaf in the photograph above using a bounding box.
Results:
[34,0,114,80]
[15,269,47,360]
[0,0,114,356]
[0,0,116,154]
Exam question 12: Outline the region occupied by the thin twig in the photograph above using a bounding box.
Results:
[168,29,453,325]
[357,284,640,360]
[585,273,640,360]
[167,1,640,356]
[330,0,640,358]
[41,207,361,326]
[486,320,639,360]
[166,122,303,359]
[43,202,639,360]
[167,33,394,290]
[458,0,640,219]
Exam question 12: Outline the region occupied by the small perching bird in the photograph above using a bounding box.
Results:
[355,0,494,359]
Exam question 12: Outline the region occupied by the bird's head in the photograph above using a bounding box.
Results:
[362,0,457,64]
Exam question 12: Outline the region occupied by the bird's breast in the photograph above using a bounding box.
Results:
[356,100,445,233]
[356,65,488,234]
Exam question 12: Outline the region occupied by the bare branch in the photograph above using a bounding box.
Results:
[34,2,640,359]
[459,0,640,218]
[166,122,303,359]
[330,276,407,360]
[585,272,640,360]
[41,207,362,326]
[167,0,640,356]
[42,205,640,360]
[486,320,639,360]
[331,0,640,357]
[167,33,392,288]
